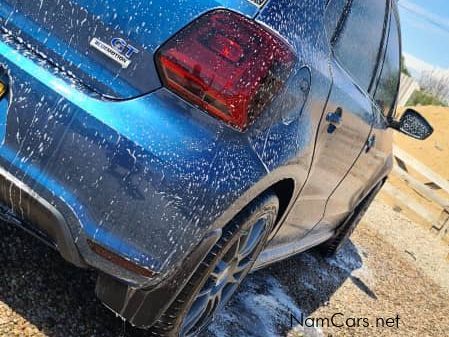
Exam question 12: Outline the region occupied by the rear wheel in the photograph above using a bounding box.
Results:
[150,193,279,337]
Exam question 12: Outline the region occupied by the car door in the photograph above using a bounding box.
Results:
[319,1,401,228]
[267,0,389,251]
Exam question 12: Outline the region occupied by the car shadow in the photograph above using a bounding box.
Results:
[266,240,374,318]
[0,222,128,337]
[0,222,374,337]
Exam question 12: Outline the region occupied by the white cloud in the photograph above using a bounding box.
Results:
[403,53,434,75]
[403,53,449,78]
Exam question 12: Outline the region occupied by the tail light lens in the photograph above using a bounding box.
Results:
[156,10,296,130]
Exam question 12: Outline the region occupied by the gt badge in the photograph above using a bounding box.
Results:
[90,37,139,69]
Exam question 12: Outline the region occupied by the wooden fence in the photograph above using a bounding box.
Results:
[397,74,420,107]
[382,147,449,245]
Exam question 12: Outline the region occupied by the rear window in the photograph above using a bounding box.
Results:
[332,0,388,91]
[374,11,401,116]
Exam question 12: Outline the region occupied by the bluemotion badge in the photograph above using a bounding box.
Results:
[90,37,139,69]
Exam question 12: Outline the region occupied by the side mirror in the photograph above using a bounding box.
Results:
[390,108,433,140]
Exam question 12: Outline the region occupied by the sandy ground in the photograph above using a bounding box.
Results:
[0,197,448,337]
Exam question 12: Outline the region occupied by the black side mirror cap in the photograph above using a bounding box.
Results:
[390,108,434,140]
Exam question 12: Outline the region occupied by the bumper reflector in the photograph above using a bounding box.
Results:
[87,240,156,278]
[0,81,6,100]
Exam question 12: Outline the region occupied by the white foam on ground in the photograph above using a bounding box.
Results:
[206,274,323,337]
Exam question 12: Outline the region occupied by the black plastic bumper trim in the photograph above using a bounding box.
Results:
[0,165,85,267]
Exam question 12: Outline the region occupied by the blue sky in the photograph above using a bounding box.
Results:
[398,0,449,75]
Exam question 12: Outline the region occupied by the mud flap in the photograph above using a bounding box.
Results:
[95,228,222,328]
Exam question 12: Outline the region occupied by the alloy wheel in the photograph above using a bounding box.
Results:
[181,218,268,336]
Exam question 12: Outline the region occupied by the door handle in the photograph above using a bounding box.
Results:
[326,107,343,134]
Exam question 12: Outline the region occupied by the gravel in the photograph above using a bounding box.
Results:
[364,199,449,292]
[0,198,448,337]
[266,199,449,337]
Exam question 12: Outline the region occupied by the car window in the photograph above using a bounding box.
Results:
[374,10,401,116]
[332,0,388,92]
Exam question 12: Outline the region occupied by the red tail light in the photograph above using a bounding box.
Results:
[156,10,296,130]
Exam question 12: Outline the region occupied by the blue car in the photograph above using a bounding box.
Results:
[0,0,432,336]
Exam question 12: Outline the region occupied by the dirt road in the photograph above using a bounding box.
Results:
[0,198,448,337]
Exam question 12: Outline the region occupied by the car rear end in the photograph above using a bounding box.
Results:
[0,0,305,328]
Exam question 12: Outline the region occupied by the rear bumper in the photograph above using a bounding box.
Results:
[0,164,85,267]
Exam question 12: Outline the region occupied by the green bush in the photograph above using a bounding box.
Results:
[406,90,447,107]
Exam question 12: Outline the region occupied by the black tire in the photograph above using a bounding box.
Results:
[149,193,279,337]
[319,180,385,257]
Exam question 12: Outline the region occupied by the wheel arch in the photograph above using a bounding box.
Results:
[267,178,295,232]
[208,164,301,237]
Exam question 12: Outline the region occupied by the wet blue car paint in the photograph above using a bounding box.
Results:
[0,0,336,287]
[0,18,277,284]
